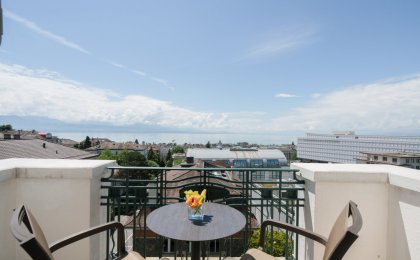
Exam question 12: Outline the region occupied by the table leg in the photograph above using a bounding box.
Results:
[191,241,200,260]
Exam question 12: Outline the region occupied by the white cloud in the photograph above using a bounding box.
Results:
[269,75,420,132]
[311,93,322,99]
[107,61,125,69]
[275,93,297,98]
[150,76,168,86]
[1,63,419,134]
[4,10,90,54]
[132,70,146,77]
[0,63,227,129]
[242,26,318,59]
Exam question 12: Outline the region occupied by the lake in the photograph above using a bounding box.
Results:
[54,131,296,145]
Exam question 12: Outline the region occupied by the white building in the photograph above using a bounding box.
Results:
[186,147,288,168]
[356,152,420,170]
[297,131,420,163]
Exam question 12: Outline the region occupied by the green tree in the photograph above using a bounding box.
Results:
[248,229,293,257]
[147,160,159,167]
[165,150,174,167]
[118,150,147,166]
[166,159,174,167]
[78,136,92,149]
[135,139,139,144]
[147,147,159,163]
[290,150,297,161]
[0,124,13,131]
[98,149,117,160]
[205,141,211,148]
[165,149,172,161]
[117,150,150,179]
[84,136,92,148]
[172,145,185,154]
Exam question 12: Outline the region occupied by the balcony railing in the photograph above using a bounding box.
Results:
[101,166,305,259]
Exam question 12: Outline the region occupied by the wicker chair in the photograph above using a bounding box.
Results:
[242,201,362,260]
[10,204,144,260]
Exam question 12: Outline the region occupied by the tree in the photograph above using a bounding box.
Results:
[205,141,211,148]
[118,150,147,167]
[0,124,13,131]
[147,147,159,163]
[98,149,116,160]
[172,145,185,154]
[165,150,174,167]
[290,150,297,161]
[78,136,92,149]
[166,159,173,167]
[248,229,293,257]
[134,139,139,144]
[147,160,159,167]
[165,149,172,162]
[84,136,92,148]
[117,150,150,179]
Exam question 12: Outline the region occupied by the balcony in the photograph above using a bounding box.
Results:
[1,158,420,259]
[100,166,303,259]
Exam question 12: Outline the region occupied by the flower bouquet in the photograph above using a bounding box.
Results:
[185,189,206,221]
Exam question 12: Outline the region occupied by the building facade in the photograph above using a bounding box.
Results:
[186,148,288,168]
[297,131,420,163]
[356,152,420,170]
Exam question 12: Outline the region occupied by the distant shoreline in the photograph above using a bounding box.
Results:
[54,131,296,145]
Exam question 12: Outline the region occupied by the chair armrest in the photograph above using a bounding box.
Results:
[49,221,126,256]
[259,219,327,248]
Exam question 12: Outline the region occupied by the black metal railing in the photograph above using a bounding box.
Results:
[101,167,305,259]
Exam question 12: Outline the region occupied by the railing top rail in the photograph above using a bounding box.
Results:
[106,166,299,172]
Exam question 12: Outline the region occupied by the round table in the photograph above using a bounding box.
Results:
[146,202,246,260]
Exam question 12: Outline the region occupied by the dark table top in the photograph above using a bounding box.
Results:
[146,202,246,242]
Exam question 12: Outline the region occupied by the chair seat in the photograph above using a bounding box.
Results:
[241,248,277,260]
[122,251,145,260]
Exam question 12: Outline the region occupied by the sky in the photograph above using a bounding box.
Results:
[1,1,420,141]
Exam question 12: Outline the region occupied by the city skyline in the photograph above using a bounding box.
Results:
[1,1,420,140]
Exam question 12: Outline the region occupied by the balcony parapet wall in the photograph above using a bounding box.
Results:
[0,158,117,260]
[292,163,420,260]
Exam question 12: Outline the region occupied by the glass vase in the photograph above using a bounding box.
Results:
[188,205,204,221]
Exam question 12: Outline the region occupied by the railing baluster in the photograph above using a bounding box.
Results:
[101,166,304,259]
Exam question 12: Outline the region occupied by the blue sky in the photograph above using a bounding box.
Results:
[1,1,420,137]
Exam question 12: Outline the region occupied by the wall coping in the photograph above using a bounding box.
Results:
[0,158,116,180]
[292,163,420,193]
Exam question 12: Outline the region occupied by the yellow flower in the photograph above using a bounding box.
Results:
[186,195,202,208]
[199,189,206,203]
[185,189,206,208]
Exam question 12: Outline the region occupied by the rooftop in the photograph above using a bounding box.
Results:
[0,139,97,159]
[186,148,287,160]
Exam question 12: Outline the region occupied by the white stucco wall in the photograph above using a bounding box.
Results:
[0,159,116,260]
[0,166,17,260]
[292,163,420,260]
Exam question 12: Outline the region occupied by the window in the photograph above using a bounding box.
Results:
[406,159,410,163]
[374,156,378,160]
[267,159,280,167]
[251,171,264,180]
[234,160,247,168]
[392,158,397,163]
[250,159,263,168]
[383,157,387,162]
